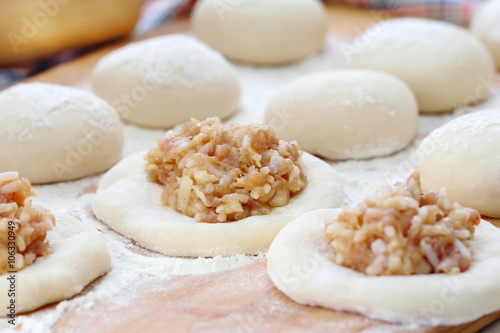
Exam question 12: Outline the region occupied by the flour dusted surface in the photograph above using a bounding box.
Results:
[1,34,499,332]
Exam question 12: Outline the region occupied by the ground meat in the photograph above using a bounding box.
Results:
[145,117,307,223]
[324,172,480,276]
[0,172,55,274]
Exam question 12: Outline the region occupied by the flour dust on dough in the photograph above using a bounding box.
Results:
[471,0,500,70]
[265,70,418,160]
[349,18,495,113]
[416,109,500,218]
[92,152,345,257]
[92,34,241,129]
[0,214,110,314]
[0,83,123,184]
[267,209,500,327]
[191,0,327,65]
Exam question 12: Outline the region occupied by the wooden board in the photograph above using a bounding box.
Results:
[53,261,500,333]
[23,4,500,332]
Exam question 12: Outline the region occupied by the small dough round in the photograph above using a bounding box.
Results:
[191,0,327,65]
[471,0,500,70]
[349,18,495,113]
[0,214,110,314]
[0,83,123,184]
[265,70,418,160]
[92,34,241,128]
[415,109,500,218]
[92,152,344,257]
[267,209,500,327]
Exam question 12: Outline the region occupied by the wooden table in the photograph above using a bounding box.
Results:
[21,4,500,332]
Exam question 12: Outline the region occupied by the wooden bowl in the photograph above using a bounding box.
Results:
[0,0,146,65]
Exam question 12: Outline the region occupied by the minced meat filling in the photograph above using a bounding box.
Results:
[324,173,480,276]
[0,172,55,274]
[145,118,307,223]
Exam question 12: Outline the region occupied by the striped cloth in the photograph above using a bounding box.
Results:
[0,0,486,90]
[135,0,196,36]
[333,0,483,25]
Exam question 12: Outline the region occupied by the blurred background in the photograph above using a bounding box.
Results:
[0,0,486,89]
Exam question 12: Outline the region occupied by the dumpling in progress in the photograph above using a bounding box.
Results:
[92,118,345,257]
[0,172,110,314]
[268,173,500,327]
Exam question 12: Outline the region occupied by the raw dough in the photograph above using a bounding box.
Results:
[349,18,495,113]
[92,152,344,257]
[0,214,110,314]
[92,34,241,128]
[415,109,500,218]
[265,70,418,160]
[0,83,123,184]
[471,0,500,70]
[191,0,327,65]
[267,209,500,326]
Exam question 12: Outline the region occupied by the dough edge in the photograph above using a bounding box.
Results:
[267,208,500,327]
[0,214,110,314]
[91,152,345,257]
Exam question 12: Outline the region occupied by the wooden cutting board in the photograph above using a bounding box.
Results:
[53,260,500,333]
[24,4,500,332]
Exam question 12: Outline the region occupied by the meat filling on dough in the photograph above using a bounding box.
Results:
[145,118,307,223]
[0,172,55,274]
[324,173,480,276]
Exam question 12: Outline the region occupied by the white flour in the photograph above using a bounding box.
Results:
[1,83,116,143]
[94,35,237,89]
[1,34,499,332]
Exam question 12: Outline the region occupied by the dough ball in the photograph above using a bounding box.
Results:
[349,18,495,113]
[265,70,418,160]
[0,83,123,184]
[415,109,500,218]
[471,0,500,70]
[191,0,327,65]
[92,34,240,128]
